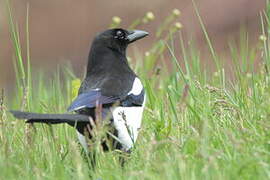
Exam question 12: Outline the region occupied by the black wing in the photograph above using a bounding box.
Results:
[67,89,119,112]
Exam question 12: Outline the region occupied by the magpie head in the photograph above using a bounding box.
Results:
[94,28,149,53]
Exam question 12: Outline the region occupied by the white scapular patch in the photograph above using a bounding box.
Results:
[111,95,146,151]
[128,77,143,95]
[77,131,88,152]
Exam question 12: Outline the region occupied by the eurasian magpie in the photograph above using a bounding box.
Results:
[10,28,148,153]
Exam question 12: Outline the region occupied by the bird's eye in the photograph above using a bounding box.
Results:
[116,30,123,37]
[115,30,126,40]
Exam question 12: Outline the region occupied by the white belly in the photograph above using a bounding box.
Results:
[111,105,144,151]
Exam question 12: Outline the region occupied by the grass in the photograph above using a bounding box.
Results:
[1,3,270,180]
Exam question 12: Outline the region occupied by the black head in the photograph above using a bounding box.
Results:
[93,28,149,54]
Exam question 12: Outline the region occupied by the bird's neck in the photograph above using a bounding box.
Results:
[86,44,129,76]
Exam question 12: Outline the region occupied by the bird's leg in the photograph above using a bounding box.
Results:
[118,149,132,167]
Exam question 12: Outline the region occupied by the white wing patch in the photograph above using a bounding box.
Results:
[128,77,143,95]
[111,95,146,151]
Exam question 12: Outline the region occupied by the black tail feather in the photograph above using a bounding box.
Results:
[10,110,91,124]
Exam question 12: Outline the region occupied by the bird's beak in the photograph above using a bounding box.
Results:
[127,30,149,43]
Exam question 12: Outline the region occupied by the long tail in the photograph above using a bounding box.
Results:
[10,110,91,125]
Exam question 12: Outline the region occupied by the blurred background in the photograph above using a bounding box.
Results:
[0,0,265,90]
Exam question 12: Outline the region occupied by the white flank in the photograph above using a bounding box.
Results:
[111,95,146,151]
[128,77,143,95]
[77,131,88,152]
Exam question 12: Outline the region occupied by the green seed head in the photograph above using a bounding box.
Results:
[174,22,183,30]
[112,16,122,24]
[146,12,155,21]
[172,9,181,17]
[259,35,267,42]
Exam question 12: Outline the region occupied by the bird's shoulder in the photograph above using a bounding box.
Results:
[68,76,145,112]
[67,89,118,112]
[120,77,145,107]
